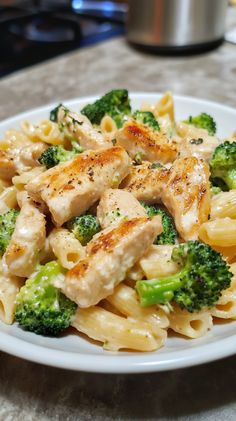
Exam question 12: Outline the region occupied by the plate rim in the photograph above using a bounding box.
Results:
[0,92,236,374]
[1,92,236,127]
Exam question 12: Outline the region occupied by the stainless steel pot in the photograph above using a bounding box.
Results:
[127,0,228,52]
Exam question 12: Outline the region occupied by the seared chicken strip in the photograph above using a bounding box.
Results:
[121,162,169,204]
[62,216,162,307]
[5,201,46,277]
[97,189,147,228]
[116,119,177,163]
[161,156,210,241]
[57,106,111,150]
[26,146,131,226]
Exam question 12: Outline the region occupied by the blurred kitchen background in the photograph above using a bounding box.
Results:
[0,0,235,78]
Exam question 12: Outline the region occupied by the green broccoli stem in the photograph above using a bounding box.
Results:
[136,270,187,307]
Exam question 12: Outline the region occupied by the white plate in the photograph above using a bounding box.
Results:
[0,93,236,374]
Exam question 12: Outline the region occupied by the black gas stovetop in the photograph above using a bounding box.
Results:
[0,3,125,78]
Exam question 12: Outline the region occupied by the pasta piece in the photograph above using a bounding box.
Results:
[2,129,30,149]
[48,228,85,270]
[100,115,117,138]
[199,217,236,247]
[154,91,175,122]
[0,149,16,181]
[139,245,178,279]
[211,262,236,319]
[211,190,236,219]
[5,201,46,277]
[0,260,23,324]
[168,305,213,339]
[12,167,45,191]
[0,179,10,194]
[0,138,11,150]
[0,186,17,215]
[39,237,55,264]
[106,283,169,329]
[0,132,46,178]
[211,289,236,320]
[21,120,64,145]
[126,264,145,281]
[71,306,167,351]
[176,121,210,139]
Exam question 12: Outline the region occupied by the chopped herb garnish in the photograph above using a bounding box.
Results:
[149,162,163,169]
[190,138,204,145]
[134,152,143,165]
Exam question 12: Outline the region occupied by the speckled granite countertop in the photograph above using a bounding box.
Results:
[1,8,236,421]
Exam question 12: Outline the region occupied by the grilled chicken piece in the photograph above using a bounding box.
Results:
[161,156,210,241]
[57,106,111,150]
[97,189,147,228]
[5,201,46,277]
[63,216,162,307]
[116,119,177,163]
[26,146,131,226]
[121,161,169,204]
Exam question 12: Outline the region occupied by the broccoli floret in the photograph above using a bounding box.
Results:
[15,261,76,336]
[67,214,100,246]
[210,141,236,191]
[0,209,19,257]
[142,204,177,245]
[184,113,216,135]
[211,186,222,195]
[81,89,131,128]
[38,142,83,169]
[136,241,232,312]
[133,111,160,132]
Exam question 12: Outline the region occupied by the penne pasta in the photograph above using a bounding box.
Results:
[71,306,167,352]
[0,186,17,215]
[199,218,236,247]
[100,115,117,135]
[154,91,175,122]
[139,245,178,279]
[21,120,64,145]
[211,190,236,219]
[48,228,85,269]
[211,262,236,319]
[168,305,213,339]
[0,260,23,324]
[106,282,169,329]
